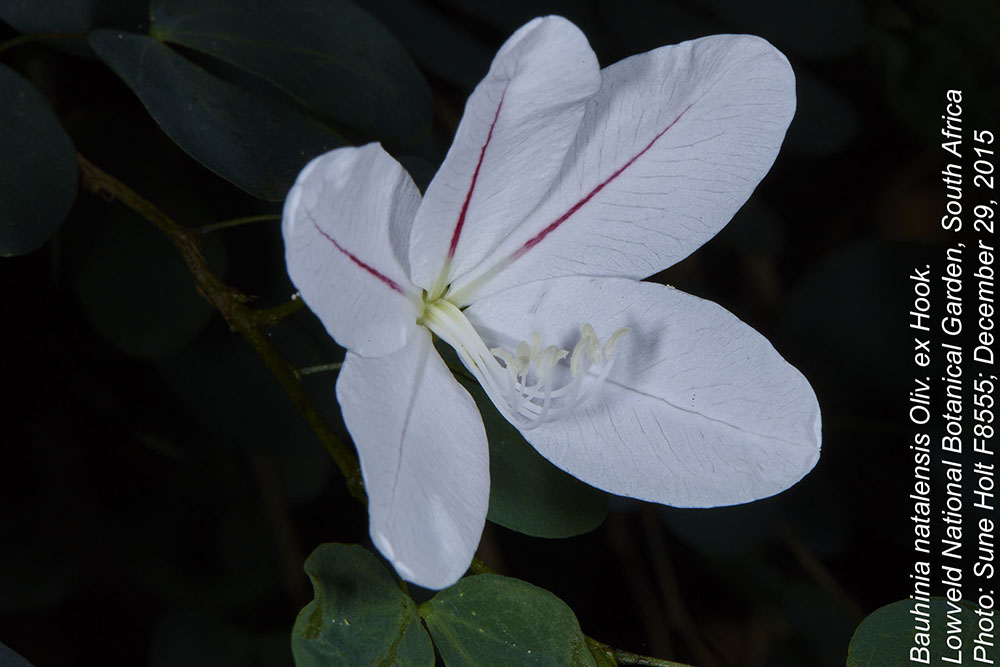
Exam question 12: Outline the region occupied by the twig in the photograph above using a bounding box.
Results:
[586,638,696,667]
[76,153,365,502]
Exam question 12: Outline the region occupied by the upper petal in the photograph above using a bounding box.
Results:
[408,16,600,293]
[283,144,422,357]
[465,276,820,507]
[337,328,490,589]
[450,35,796,303]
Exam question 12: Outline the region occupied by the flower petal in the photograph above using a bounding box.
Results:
[283,143,421,357]
[407,16,600,292]
[450,35,796,303]
[337,328,490,589]
[465,276,820,507]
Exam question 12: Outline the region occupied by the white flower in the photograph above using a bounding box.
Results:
[283,16,821,590]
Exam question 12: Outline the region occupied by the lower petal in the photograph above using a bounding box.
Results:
[465,276,821,507]
[336,328,490,589]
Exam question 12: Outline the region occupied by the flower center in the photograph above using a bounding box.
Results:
[420,297,628,430]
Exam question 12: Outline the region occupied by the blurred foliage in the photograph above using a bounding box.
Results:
[0,64,77,256]
[1,0,996,665]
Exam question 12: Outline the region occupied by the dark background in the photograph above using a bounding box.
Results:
[2,0,997,665]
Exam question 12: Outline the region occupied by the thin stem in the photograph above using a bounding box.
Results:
[198,213,281,235]
[76,153,365,503]
[253,297,305,325]
[297,362,343,378]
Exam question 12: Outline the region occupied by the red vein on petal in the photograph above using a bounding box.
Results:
[313,222,405,294]
[447,89,507,260]
[509,105,692,263]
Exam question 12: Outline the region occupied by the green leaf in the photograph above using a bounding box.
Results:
[0,641,32,667]
[421,573,596,667]
[356,0,494,90]
[88,31,344,200]
[847,597,983,666]
[0,0,147,55]
[0,65,77,257]
[149,0,431,147]
[74,213,225,359]
[293,543,434,667]
[457,376,607,538]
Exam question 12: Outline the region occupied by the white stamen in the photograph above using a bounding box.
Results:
[421,298,628,430]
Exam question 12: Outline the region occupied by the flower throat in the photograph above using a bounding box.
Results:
[419,295,628,430]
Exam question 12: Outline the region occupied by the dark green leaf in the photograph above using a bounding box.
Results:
[421,573,596,667]
[150,0,431,147]
[74,213,224,359]
[293,543,434,667]
[356,0,493,90]
[0,0,147,54]
[847,598,983,666]
[0,642,32,667]
[457,376,607,538]
[0,65,77,257]
[88,31,344,200]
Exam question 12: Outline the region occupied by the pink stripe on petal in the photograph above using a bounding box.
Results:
[314,222,405,294]
[510,105,692,263]
[447,89,507,260]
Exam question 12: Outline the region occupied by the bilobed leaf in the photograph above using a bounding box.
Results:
[420,574,596,667]
[150,0,431,146]
[456,375,608,539]
[88,31,344,200]
[293,543,433,667]
[847,598,981,666]
[0,65,77,257]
